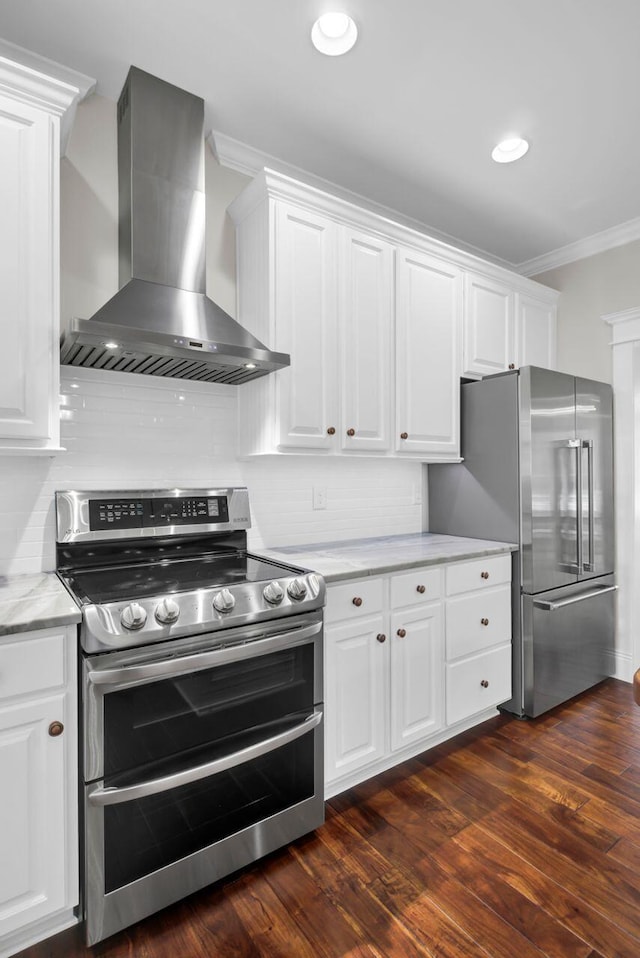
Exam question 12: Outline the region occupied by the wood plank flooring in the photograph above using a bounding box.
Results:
[18,678,640,958]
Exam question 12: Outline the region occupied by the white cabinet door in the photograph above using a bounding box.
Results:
[0,93,59,451]
[395,248,463,458]
[463,272,516,378]
[325,615,387,784]
[516,292,557,369]
[390,603,443,752]
[274,202,338,450]
[340,228,393,452]
[0,694,68,936]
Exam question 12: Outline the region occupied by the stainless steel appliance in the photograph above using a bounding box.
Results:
[429,366,616,718]
[60,67,289,384]
[55,488,325,945]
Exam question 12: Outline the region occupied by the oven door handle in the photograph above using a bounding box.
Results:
[87,620,322,686]
[87,707,323,807]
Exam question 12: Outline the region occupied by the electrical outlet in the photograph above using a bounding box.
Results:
[413,483,422,505]
[313,486,327,510]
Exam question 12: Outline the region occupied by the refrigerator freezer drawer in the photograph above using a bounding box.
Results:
[446,644,511,726]
[522,576,615,718]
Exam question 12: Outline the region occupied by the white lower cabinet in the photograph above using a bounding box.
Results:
[0,627,78,958]
[445,554,512,725]
[390,602,443,751]
[324,554,512,796]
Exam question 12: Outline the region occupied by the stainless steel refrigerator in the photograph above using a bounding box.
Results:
[429,366,615,718]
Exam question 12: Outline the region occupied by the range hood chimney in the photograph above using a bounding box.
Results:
[60,67,289,384]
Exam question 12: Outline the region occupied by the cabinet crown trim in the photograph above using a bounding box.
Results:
[229,168,558,303]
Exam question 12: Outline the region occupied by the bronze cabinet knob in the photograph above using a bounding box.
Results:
[416,584,426,594]
[376,633,386,643]
[352,597,363,607]
[508,363,515,370]
[481,617,489,626]
[327,426,336,435]
[400,432,409,440]
[481,571,489,579]
[480,679,489,688]
[346,428,355,437]
[48,721,64,737]
[396,628,407,638]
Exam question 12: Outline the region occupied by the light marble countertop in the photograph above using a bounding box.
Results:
[257,532,517,583]
[0,573,81,637]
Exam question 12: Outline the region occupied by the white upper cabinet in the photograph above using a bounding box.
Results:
[274,202,338,450]
[463,271,558,378]
[229,169,558,460]
[396,248,462,458]
[340,227,394,453]
[0,42,93,455]
[516,291,557,370]
[463,272,516,377]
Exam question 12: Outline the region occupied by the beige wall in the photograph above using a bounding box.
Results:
[533,241,640,385]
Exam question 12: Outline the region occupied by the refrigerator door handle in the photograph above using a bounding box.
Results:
[582,439,595,572]
[533,584,617,612]
[567,439,582,574]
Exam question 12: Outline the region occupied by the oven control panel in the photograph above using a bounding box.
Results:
[56,488,249,542]
[88,495,230,531]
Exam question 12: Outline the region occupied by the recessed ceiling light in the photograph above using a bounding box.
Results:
[311,12,358,56]
[491,137,529,163]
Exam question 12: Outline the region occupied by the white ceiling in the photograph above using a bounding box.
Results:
[1,0,639,271]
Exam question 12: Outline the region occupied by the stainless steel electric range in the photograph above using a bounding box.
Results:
[55,487,325,946]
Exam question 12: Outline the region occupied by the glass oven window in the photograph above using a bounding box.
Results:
[102,645,315,779]
[103,732,315,893]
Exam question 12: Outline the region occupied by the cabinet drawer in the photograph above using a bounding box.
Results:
[446,586,511,660]
[390,567,441,609]
[0,630,66,701]
[446,645,511,725]
[446,554,511,596]
[325,577,384,624]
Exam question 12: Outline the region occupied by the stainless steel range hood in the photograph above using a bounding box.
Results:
[60,67,289,385]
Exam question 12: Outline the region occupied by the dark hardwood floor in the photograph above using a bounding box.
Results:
[19,678,640,958]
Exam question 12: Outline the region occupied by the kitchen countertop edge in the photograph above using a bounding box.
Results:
[257,533,518,584]
[0,572,81,636]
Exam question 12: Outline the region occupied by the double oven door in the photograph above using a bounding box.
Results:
[82,611,324,945]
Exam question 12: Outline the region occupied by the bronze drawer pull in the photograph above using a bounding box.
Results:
[416,584,426,594]
[48,721,64,737]
[400,432,409,440]
[508,363,515,370]
[327,426,336,435]
[376,633,386,643]
[480,679,489,688]
[481,571,489,579]
[481,617,489,626]
[396,628,407,638]
[352,597,363,607]
[346,428,355,437]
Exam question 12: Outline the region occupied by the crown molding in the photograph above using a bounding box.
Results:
[518,217,640,277]
[211,129,640,283]
[602,307,640,346]
[0,37,95,154]
[209,129,516,273]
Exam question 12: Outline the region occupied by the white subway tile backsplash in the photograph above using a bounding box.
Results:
[0,367,423,575]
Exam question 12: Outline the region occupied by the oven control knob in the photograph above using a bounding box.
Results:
[155,597,180,624]
[213,588,235,613]
[121,602,147,631]
[263,581,285,605]
[287,577,308,600]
